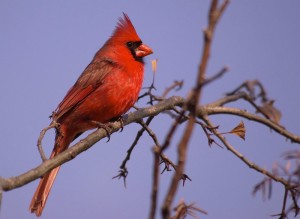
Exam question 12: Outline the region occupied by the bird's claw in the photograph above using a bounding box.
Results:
[92,121,112,142]
[116,116,125,132]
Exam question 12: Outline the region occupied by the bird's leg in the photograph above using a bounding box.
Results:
[91,121,112,142]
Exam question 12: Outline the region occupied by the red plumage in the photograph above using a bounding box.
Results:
[29,13,152,216]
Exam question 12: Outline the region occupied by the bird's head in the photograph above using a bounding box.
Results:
[105,13,153,63]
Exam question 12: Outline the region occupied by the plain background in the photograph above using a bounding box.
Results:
[1,1,300,219]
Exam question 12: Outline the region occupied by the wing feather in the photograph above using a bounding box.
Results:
[53,59,117,120]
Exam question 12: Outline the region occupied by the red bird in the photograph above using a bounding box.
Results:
[29,13,153,216]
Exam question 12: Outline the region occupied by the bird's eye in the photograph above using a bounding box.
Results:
[126,41,134,48]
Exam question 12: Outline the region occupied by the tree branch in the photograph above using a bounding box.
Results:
[0,96,183,192]
[202,105,300,143]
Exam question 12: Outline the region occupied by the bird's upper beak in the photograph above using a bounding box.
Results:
[135,44,153,58]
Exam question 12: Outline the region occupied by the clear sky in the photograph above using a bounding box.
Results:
[1,1,300,219]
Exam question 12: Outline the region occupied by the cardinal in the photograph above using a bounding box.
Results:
[29,13,153,216]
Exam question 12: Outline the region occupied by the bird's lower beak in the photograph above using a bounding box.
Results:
[135,44,153,58]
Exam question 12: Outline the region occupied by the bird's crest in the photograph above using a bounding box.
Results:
[112,13,141,42]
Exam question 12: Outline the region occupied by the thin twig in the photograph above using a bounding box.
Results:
[281,188,288,218]
[162,80,184,99]
[139,119,160,147]
[138,68,158,105]
[113,116,155,186]
[172,200,208,219]
[160,109,186,153]
[202,66,229,86]
[149,146,160,219]
[37,121,59,162]
[120,116,154,170]
[226,80,268,102]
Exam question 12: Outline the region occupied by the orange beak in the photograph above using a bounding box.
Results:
[135,44,153,58]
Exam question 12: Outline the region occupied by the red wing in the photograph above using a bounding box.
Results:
[53,59,117,120]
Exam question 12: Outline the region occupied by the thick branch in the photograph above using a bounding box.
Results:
[0,96,184,192]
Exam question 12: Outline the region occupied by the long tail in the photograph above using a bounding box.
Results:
[29,130,73,217]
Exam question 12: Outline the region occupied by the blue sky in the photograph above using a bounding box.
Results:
[1,1,300,219]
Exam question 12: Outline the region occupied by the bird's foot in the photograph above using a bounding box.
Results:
[111,116,125,132]
[91,117,125,142]
[91,121,112,142]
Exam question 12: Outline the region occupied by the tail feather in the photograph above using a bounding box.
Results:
[29,131,73,217]
[29,166,61,216]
